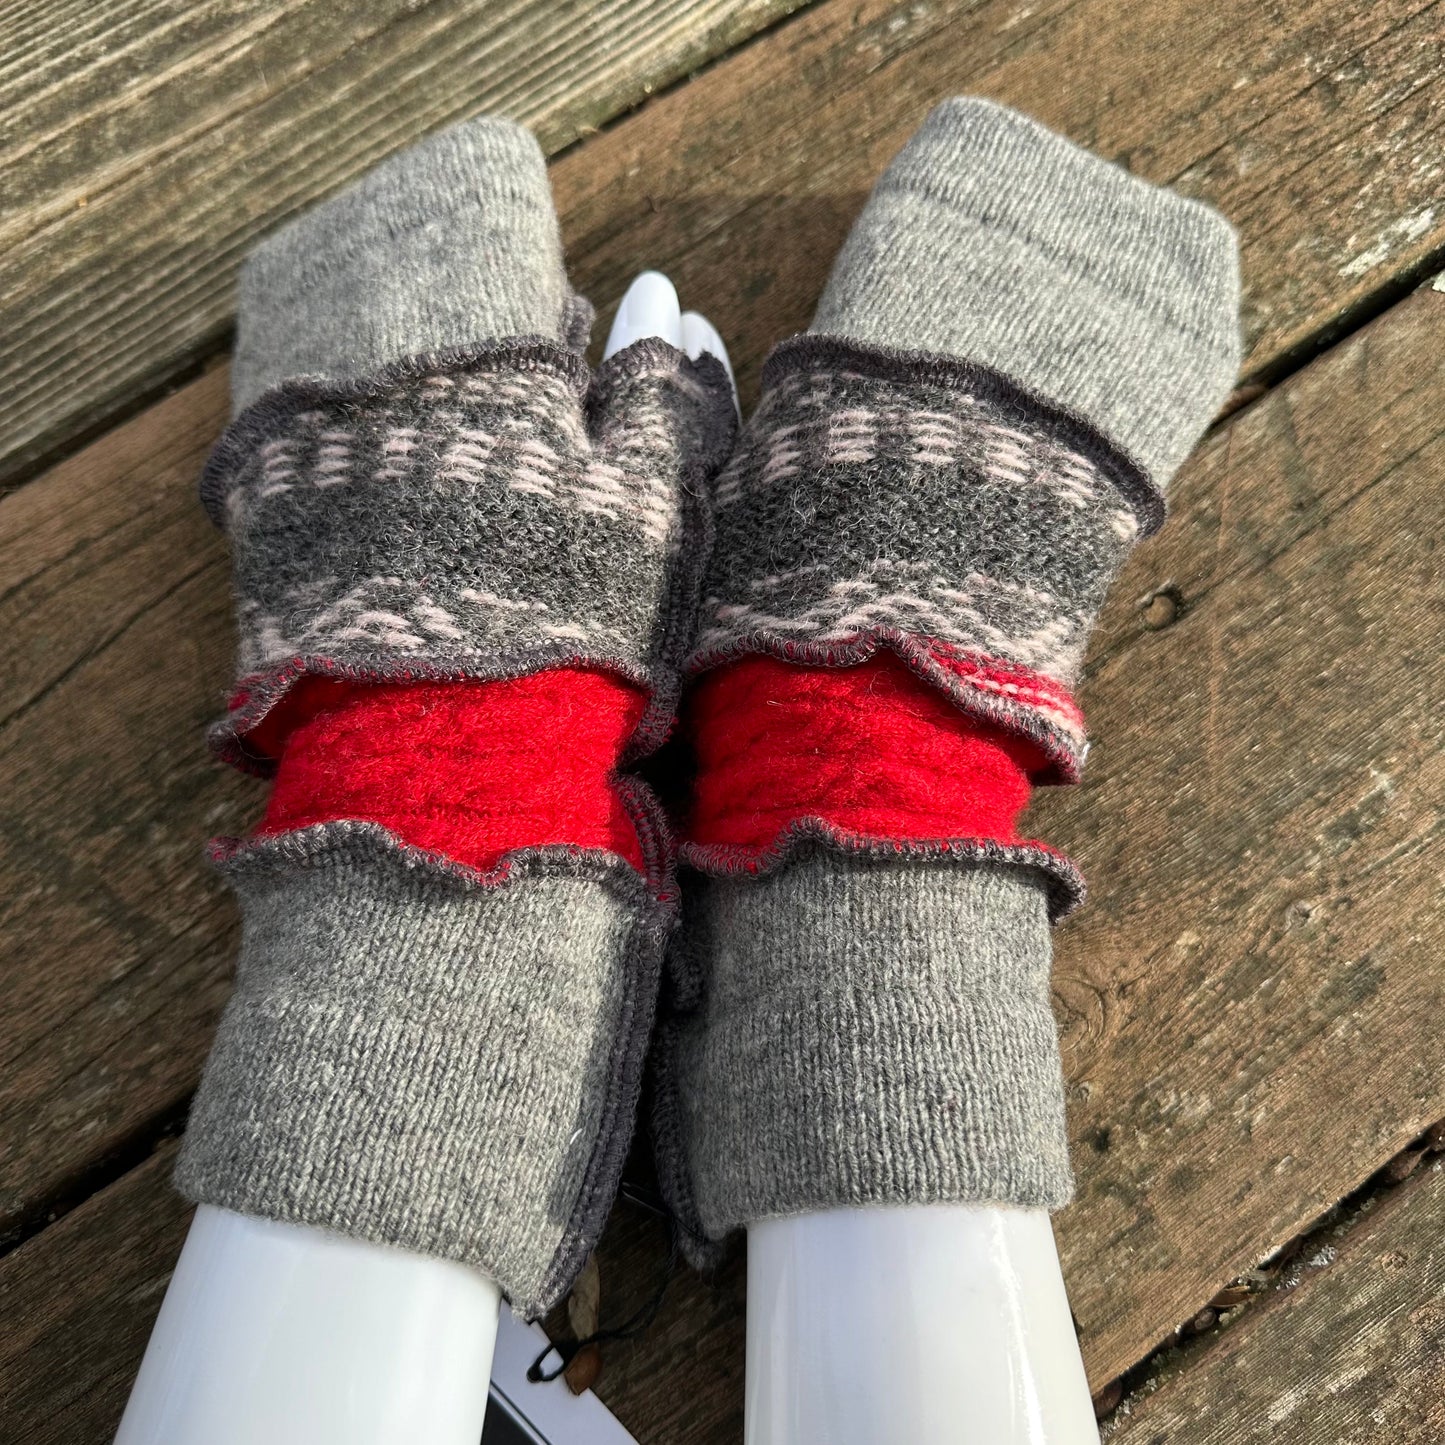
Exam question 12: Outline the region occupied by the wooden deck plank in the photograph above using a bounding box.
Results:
[5,0,1445,486]
[0,368,243,1240]
[0,1144,189,1445]
[1042,277,1445,1383]
[1107,1159,1445,1443]
[2,1129,1442,1445]
[2,0,1444,1427]
[0,0,807,486]
[6,4,1445,1230]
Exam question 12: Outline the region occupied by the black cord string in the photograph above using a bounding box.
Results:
[527,1224,681,1384]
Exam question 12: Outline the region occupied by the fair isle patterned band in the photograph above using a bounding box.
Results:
[690,334,1158,782]
[202,336,737,771]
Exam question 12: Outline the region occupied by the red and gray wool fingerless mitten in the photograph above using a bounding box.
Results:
[655,97,1241,1250]
[175,118,735,1317]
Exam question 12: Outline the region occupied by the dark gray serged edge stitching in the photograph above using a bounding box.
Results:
[534,880,670,1311]
[654,834,1079,1267]
[214,811,675,1320]
[680,826,1083,930]
[203,334,734,525]
[766,333,1165,536]
[562,294,596,353]
[204,818,673,1316]
[653,334,1134,1258]
[685,626,1087,786]
[215,820,669,913]
[649,1008,729,1272]
[216,771,678,911]
[534,347,734,1309]
[201,336,588,526]
[214,651,659,779]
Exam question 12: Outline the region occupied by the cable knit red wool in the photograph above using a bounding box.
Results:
[252,670,651,877]
[683,653,1049,870]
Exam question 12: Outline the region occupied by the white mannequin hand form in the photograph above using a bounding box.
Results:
[747,1205,1097,1445]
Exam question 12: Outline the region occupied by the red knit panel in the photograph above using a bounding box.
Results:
[254,671,648,875]
[685,653,1050,855]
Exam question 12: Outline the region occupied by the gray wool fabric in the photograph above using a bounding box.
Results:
[659,97,1241,1251]
[177,117,735,1316]
[176,838,657,1318]
[231,118,591,413]
[657,857,1069,1239]
[811,96,1241,487]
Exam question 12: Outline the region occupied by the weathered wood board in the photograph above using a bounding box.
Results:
[0,367,242,1241]
[1043,276,1445,1381]
[1108,1160,1445,1444]
[0,1131,751,1445]
[6,0,1444,487]
[0,1144,190,1444]
[0,0,807,485]
[3,0,1445,1437]
[7,0,1445,1243]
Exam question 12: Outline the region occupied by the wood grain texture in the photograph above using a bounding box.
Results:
[6,0,1445,486]
[0,0,808,485]
[1041,276,1445,1384]
[0,1143,191,1445]
[4,0,1445,1432]
[0,368,241,1242]
[1107,1160,1445,1443]
[3,1139,1443,1445]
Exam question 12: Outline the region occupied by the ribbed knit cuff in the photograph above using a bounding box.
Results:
[811,96,1241,487]
[177,843,663,1318]
[231,117,591,413]
[659,857,1070,1246]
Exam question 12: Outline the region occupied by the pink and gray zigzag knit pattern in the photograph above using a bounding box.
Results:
[201,336,736,766]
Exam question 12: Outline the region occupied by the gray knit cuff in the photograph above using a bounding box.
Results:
[811,96,1241,488]
[656,856,1070,1251]
[177,839,665,1318]
[231,117,592,414]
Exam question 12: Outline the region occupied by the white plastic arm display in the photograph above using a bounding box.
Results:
[746,1205,1098,1445]
[114,272,716,1445]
